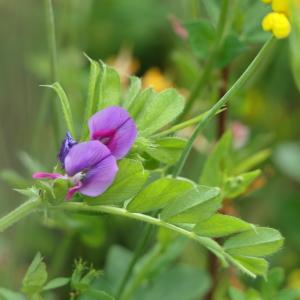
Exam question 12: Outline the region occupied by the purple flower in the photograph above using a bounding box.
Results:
[33,141,118,199]
[58,132,77,168]
[88,106,137,160]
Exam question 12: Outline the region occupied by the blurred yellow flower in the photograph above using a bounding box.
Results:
[288,269,300,290]
[261,0,291,39]
[272,0,290,15]
[262,12,291,39]
[143,67,172,92]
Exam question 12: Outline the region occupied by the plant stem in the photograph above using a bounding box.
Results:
[0,198,42,232]
[45,0,58,82]
[57,202,226,262]
[45,0,61,144]
[116,224,153,299]
[173,37,276,177]
[153,111,207,138]
[179,0,230,120]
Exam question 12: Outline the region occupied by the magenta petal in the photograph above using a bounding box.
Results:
[64,141,112,176]
[33,172,64,180]
[79,155,118,197]
[88,106,137,159]
[66,182,82,200]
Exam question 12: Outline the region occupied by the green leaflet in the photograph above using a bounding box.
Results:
[22,253,48,294]
[128,87,156,119]
[233,148,271,174]
[97,61,121,110]
[44,82,75,137]
[122,76,142,109]
[136,88,185,137]
[87,159,148,205]
[127,177,193,213]
[230,255,269,277]
[81,56,100,139]
[135,265,211,300]
[224,170,261,199]
[82,290,115,300]
[145,137,187,165]
[193,213,253,238]
[224,227,284,257]
[200,131,233,187]
[184,20,216,60]
[42,277,70,291]
[160,186,221,224]
[0,288,25,300]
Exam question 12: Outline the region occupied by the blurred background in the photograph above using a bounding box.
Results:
[0,0,300,298]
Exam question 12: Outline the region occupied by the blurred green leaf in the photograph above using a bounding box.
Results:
[44,82,75,137]
[22,252,48,294]
[0,169,29,188]
[224,170,261,198]
[184,20,216,59]
[42,277,70,291]
[224,227,284,257]
[97,62,121,109]
[194,213,252,238]
[82,56,100,138]
[81,289,115,300]
[146,137,187,165]
[136,88,185,137]
[134,265,211,300]
[0,288,25,300]
[200,131,233,187]
[123,76,142,109]
[217,34,247,68]
[128,87,156,119]
[87,159,148,205]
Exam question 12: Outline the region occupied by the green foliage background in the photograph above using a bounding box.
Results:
[0,0,300,299]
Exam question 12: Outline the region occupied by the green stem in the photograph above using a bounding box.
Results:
[179,0,230,120]
[116,224,153,299]
[45,0,61,144]
[45,0,58,81]
[0,198,42,232]
[173,37,276,177]
[56,202,226,263]
[152,108,225,139]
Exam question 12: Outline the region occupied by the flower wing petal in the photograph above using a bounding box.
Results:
[79,155,118,197]
[64,141,111,176]
[88,106,137,159]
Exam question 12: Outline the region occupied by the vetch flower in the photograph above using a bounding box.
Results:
[33,141,118,199]
[58,131,77,168]
[88,106,137,160]
[262,12,291,39]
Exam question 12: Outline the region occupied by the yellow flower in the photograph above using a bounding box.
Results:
[143,67,172,92]
[262,12,291,39]
[272,0,290,15]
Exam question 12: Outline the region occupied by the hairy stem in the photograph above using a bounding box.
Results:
[56,202,227,263]
[179,0,230,120]
[0,198,42,232]
[173,37,276,177]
